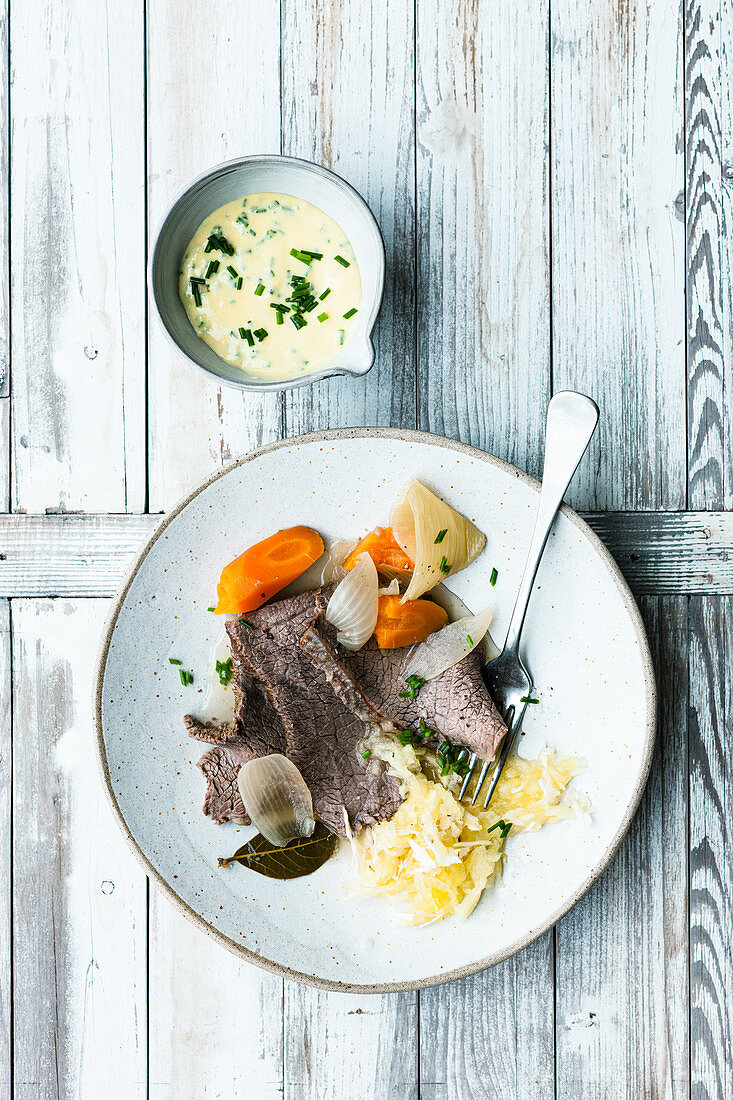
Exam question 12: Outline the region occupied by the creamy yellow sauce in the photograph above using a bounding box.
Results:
[179,193,362,380]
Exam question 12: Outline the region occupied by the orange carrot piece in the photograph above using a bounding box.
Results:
[372,595,447,649]
[343,527,413,575]
[215,526,324,614]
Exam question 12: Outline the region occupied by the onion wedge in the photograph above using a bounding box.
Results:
[325,552,379,650]
[237,754,316,847]
[390,479,486,601]
[403,606,494,681]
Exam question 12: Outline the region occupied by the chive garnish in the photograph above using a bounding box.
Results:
[337,329,345,345]
[239,618,253,629]
[276,311,284,325]
[334,255,350,267]
[235,277,243,290]
[300,249,323,260]
[490,567,498,586]
[467,635,473,647]
[242,329,255,346]
[343,307,358,319]
[205,260,219,278]
[216,657,234,687]
[191,283,202,307]
[254,283,265,296]
[291,313,307,330]
[319,287,331,300]
[317,312,328,322]
[227,265,238,279]
[434,529,447,544]
[168,658,182,665]
[361,749,371,758]
[270,302,290,312]
[290,248,313,264]
[253,328,268,341]
[179,669,193,686]
[189,276,206,285]
[207,606,216,612]
[439,556,451,575]
[520,696,540,705]
[399,674,425,701]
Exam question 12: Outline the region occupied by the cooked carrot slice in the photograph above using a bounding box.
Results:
[215,526,324,614]
[343,527,413,575]
[372,595,448,649]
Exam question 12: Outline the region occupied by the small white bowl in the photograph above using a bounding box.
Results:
[149,155,385,392]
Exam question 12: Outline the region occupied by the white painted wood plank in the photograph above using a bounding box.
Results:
[146,0,283,513]
[148,893,284,1100]
[688,595,731,1099]
[0,602,10,1099]
[12,599,147,1099]
[0,0,8,398]
[278,4,419,1089]
[416,1,556,1086]
[9,0,146,513]
[2,510,733,598]
[551,0,686,510]
[281,0,417,435]
[145,3,285,1091]
[555,597,690,1098]
[420,940,554,1100]
[283,986,418,1100]
[416,0,550,479]
[686,0,733,509]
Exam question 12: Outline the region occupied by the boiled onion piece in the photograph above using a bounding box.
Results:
[325,552,379,650]
[390,479,486,601]
[318,537,358,586]
[237,754,316,847]
[403,605,494,681]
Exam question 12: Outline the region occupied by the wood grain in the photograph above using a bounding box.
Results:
[281,0,417,435]
[146,0,283,514]
[11,600,147,1098]
[0,602,10,1098]
[416,0,550,478]
[685,0,732,509]
[9,0,146,513]
[551,0,686,511]
[688,596,731,1099]
[555,597,690,1099]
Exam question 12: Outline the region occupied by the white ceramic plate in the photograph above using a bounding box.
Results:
[96,429,656,992]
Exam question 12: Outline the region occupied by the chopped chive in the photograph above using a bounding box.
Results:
[235,277,243,290]
[466,635,473,647]
[439,556,451,575]
[207,606,216,612]
[270,302,290,312]
[191,282,202,307]
[490,567,498,586]
[290,248,313,264]
[360,749,372,758]
[520,696,540,705]
[179,669,193,686]
[254,283,265,296]
[434,529,448,544]
[399,674,426,701]
[168,658,182,665]
[487,819,505,835]
[290,275,306,285]
[334,254,350,267]
[300,249,323,260]
[203,239,213,253]
[227,265,238,278]
[500,822,512,839]
[291,313,307,330]
[276,311,284,325]
[317,312,328,323]
[205,260,219,278]
[253,328,268,341]
[189,276,206,285]
[243,329,255,346]
[319,287,331,300]
[238,327,246,338]
[343,307,358,319]
[301,298,318,313]
[337,329,345,345]
[239,618,253,629]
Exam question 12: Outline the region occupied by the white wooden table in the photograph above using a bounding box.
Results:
[1,0,731,1095]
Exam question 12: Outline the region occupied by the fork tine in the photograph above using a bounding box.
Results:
[458,752,478,799]
[470,703,517,805]
[470,760,492,805]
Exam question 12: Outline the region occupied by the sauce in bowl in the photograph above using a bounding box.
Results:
[179,193,362,381]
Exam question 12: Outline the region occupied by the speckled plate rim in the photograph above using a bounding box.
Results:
[94,427,657,994]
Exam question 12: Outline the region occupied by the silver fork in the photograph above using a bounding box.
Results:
[458,391,599,808]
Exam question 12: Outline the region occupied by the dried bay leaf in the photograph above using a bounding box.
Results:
[218,820,338,879]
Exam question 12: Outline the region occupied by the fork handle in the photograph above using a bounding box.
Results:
[502,391,599,656]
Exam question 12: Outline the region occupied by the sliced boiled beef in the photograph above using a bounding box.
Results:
[185,585,506,837]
